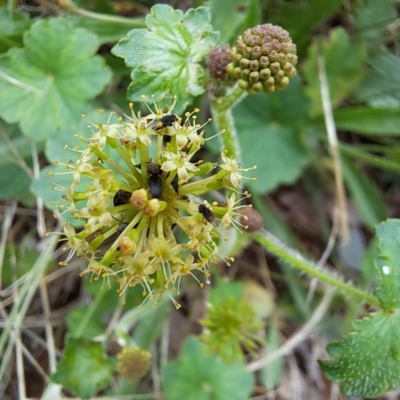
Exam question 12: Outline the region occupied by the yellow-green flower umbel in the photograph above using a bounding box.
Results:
[49,96,255,308]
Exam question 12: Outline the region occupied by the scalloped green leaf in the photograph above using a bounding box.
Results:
[162,337,254,400]
[111,4,219,114]
[233,76,310,193]
[0,18,112,140]
[0,7,31,37]
[66,305,106,339]
[52,336,115,399]
[320,311,400,397]
[373,219,400,309]
[0,7,32,53]
[303,27,367,116]
[321,219,400,397]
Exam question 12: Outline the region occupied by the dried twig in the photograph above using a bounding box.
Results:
[39,279,57,373]
[247,287,334,372]
[32,142,47,238]
[317,43,348,244]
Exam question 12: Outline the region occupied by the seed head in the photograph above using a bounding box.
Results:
[227,24,298,94]
[207,44,231,80]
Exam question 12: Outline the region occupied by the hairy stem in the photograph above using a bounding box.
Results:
[252,229,381,308]
[61,0,146,26]
[210,84,247,160]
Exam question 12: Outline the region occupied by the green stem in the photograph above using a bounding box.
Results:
[339,142,400,173]
[63,0,146,26]
[251,230,381,308]
[75,8,146,26]
[7,0,17,11]
[211,84,247,160]
[213,85,247,113]
[74,288,108,338]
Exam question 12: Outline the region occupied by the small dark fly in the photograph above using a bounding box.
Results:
[148,114,179,130]
[198,204,219,227]
[171,174,179,195]
[135,162,164,200]
[111,215,129,240]
[135,162,162,175]
[118,222,128,233]
[146,162,162,175]
[146,162,163,200]
[113,190,132,207]
[149,174,163,199]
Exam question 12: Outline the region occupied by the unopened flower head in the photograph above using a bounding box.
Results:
[116,347,151,380]
[200,296,264,362]
[227,23,298,94]
[49,96,256,308]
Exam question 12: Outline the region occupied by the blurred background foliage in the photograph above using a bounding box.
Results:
[1,0,400,399]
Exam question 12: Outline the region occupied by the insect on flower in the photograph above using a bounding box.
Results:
[49,96,256,309]
[199,204,219,227]
[113,189,132,207]
[139,162,163,200]
[148,114,180,130]
[148,174,163,200]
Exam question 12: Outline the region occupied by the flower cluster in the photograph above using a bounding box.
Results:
[49,97,256,308]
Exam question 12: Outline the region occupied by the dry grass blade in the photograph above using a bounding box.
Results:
[317,42,349,245]
[0,201,17,291]
[0,238,57,384]
[247,287,334,372]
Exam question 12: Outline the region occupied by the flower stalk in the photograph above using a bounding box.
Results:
[251,230,381,308]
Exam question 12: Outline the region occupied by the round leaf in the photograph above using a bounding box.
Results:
[52,336,115,399]
[162,337,254,400]
[233,78,310,193]
[0,18,112,140]
[111,4,219,114]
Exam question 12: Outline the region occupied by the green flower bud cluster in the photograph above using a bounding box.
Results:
[200,296,263,363]
[116,347,151,380]
[227,24,298,94]
[207,44,231,80]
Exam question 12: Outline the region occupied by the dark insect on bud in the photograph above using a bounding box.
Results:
[118,222,128,233]
[113,214,130,234]
[113,190,132,207]
[148,114,179,130]
[137,162,163,200]
[149,175,163,200]
[198,204,219,227]
[146,162,162,175]
[171,174,179,194]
